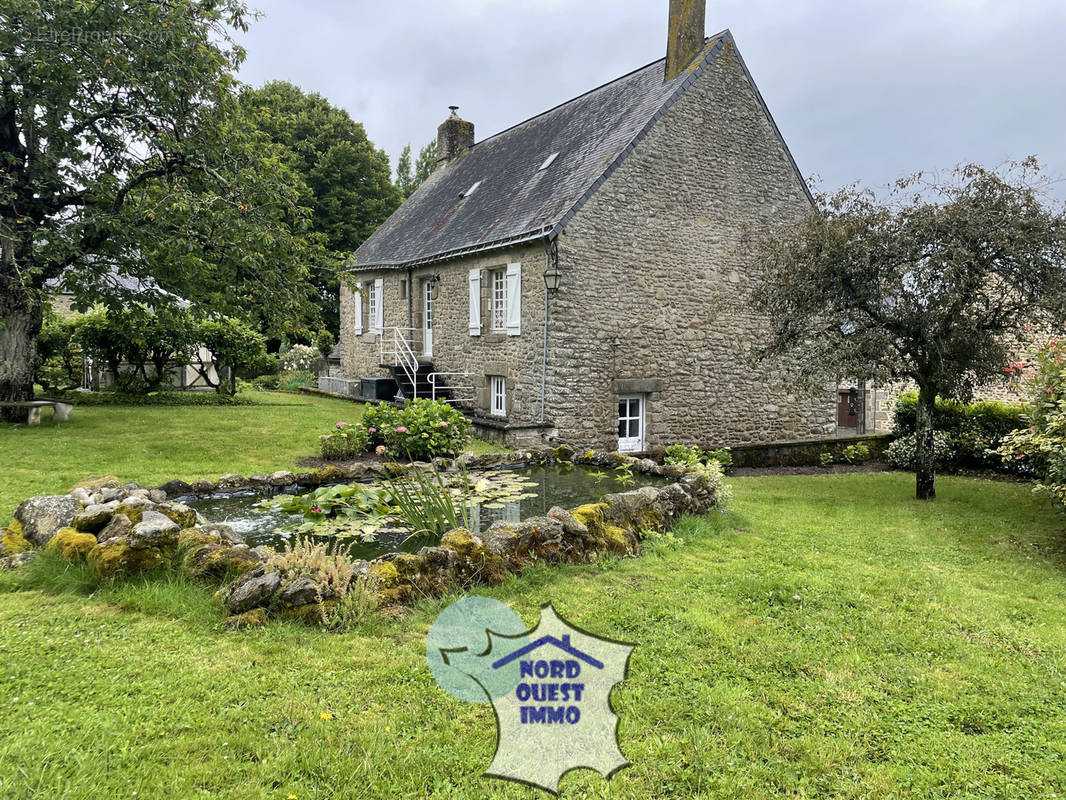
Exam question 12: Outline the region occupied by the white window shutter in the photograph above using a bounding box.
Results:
[468,268,481,335]
[505,263,521,336]
[354,282,363,335]
[373,278,384,332]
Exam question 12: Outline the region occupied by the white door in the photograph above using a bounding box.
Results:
[423,280,434,357]
[617,395,644,452]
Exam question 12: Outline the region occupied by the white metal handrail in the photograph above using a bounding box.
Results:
[429,372,476,404]
[379,327,420,398]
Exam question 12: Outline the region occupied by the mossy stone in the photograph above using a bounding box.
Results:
[71,475,121,492]
[45,527,98,561]
[1,526,31,556]
[87,539,168,580]
[223,608,267,630]
[113,503,145,525]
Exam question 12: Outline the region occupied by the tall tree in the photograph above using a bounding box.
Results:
[0,0,324,418]
[752,160,1066,499]
[238,81,401,336]
[395,144,415,199]
[413,139,437,187]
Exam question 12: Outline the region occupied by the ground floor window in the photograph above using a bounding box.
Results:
[618,395,645,452]
[490,375,506,417]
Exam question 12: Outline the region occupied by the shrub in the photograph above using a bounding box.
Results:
[886,432,956,471]
[37,307,85,392]
[279,344,318,373]
[841,442,871,464]
[819,450,834,467]
[893,391,1026,473]
[999,336,1066,507]
[664,444,702,467]
[314,330,336,358]
[319,422,370,460]
[250,373,280,391]
[40,390,254,406]
[664,443,733,473]
[279,370,315,392]
[363,398,470,460]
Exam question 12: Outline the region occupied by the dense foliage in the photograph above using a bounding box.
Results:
[892,391,1027,473]
[999,335,1066,507]
[66,306,267,395]
[395,140,437,199]
[36,307,85,392]
[664,443,733,472]
[238,81,401,336]
[0,0,327,418]
[752,160,1066,499]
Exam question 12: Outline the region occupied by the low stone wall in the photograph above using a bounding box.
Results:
[727,434,893,468]
[0,449,722,628]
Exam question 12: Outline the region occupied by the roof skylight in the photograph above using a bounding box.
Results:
[539,152,560,171]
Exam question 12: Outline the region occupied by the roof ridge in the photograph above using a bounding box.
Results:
[472,29,729,150]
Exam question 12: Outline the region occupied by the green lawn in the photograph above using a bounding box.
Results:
[0,392,499,520]
[2,472,1065,798]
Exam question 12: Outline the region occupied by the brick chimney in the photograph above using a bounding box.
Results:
[665,0,706,82]
[436,106,474,170]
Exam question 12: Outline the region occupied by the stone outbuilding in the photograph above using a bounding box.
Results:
[336,1,837,451]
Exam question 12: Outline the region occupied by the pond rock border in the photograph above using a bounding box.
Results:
[0,448,721,628]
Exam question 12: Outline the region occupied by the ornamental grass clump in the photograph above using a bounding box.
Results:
[385,465,471,539]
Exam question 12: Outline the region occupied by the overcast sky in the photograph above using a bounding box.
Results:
[235,1,1066,201]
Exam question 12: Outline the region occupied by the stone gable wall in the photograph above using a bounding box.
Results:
[543,41,836,449]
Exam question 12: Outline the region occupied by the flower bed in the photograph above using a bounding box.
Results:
[0,449,726,628]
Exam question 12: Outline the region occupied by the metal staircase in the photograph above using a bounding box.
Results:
[378,327,474,405]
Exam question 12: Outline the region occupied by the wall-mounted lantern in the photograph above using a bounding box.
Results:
[427,273,442,300]
[543,238,561,296]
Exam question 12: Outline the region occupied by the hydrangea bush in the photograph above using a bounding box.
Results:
[886,431,956,471]
[363,398,471,461]
[279,343,319,372]
[319,399,471,462]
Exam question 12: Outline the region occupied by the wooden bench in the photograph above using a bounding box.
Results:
[0,399,74,425]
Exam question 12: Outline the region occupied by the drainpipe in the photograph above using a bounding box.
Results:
[406,266,414,350]
[541,238,551,424]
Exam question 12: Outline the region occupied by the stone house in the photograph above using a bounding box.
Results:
[336,0,837,451]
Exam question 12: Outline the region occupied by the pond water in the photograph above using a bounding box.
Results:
[183,464,668,561]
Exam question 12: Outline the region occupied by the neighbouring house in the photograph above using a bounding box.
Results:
[48,272,219,392]
[335,0,839,452]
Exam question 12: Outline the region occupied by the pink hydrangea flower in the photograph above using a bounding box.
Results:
[396,426,408,434]
[336,421,350,429]
[376,445,387,456]
[439,421,449,428]
[368,427,377,434]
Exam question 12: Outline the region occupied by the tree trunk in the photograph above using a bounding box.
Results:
[915,384,937,500]
[0,300,41,423]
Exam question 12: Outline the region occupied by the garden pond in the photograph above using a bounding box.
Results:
[184,463,669,560]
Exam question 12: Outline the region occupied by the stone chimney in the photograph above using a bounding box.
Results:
[436,106,475,170]
[665,0,706,82]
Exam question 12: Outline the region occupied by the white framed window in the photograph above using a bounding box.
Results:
[490,375,506,417]
[367,278,383,333]
[617,395,645,452]
[489,268,506,332]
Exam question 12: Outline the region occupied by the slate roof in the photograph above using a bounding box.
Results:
[353,33,736,270]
